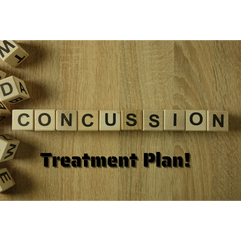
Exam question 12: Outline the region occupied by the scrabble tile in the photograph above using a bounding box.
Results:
[0,134,20,162]
[99,110,120,131]
[12,109,34,130]
[164,110,185,131]
[0,76,30,104]
[0,40,29,67]
[0,70,6,80]
[0,102,11,123]
[143,110,164,131]
[121,110,143,131]
[78,110,99,131]
[186,110,207,131]
[35,110,55,131]
[0,168,15,192]
[56,110,77,131]
[207,110,228,131]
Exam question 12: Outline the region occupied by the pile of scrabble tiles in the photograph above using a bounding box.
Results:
[0,40,30,192]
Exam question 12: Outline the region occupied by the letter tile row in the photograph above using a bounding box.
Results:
[12,109,229,132]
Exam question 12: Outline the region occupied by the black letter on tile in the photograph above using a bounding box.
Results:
[149,114,159,127]
[39,113,51,126]
[105,113,116,126]
[82,114,93,127]
[190,112,203,125]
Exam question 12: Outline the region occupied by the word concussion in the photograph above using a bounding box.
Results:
[12,109,228,131]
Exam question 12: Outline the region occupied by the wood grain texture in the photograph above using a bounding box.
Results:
[0,41,240,200]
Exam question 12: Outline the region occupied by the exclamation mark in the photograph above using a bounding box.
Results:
[185,153,190,167]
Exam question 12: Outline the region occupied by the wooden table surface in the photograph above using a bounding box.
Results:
[0,40,240,200]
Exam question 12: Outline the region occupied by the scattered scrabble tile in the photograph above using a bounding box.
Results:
[56,110,77,131]
[164,110,185,131]
[78,110,99,131]
[0,101,11,123]
[0,40,29,67]
[0,168,15,192]
[0,76,30,104]
[207,110,228,131]
[35,109,56,131]
[0,70,6,80]
[143,110,164,131]
[12,109,34,130]
[0,134,20,162]
[186,110,207,131]
[99,110,120,131]
[121,110,142,131]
